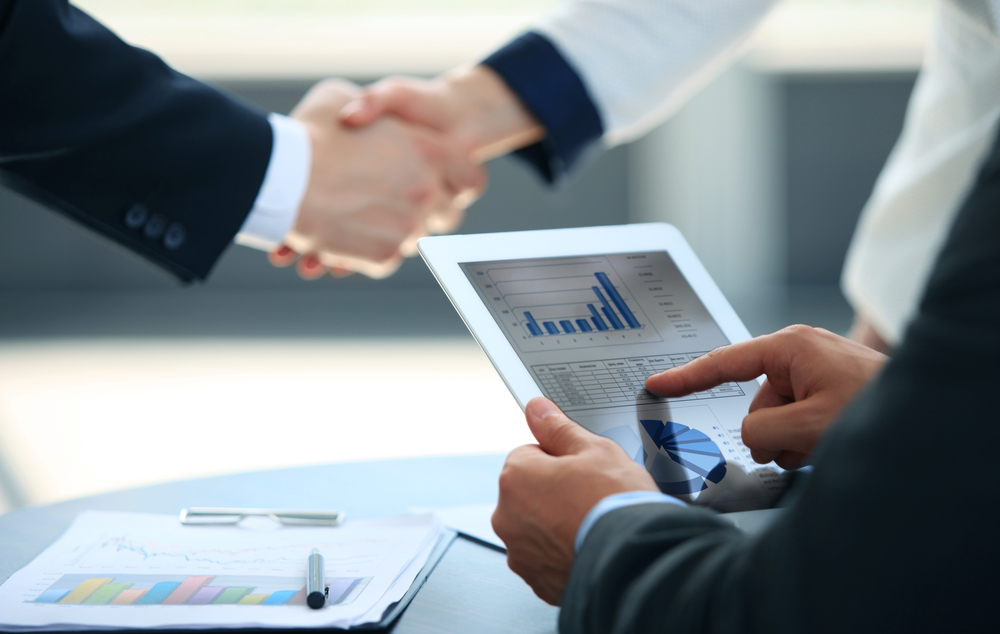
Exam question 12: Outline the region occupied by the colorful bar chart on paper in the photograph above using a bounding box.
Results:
[32,575,368,607]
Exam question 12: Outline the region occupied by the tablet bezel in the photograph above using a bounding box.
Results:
[418,223,754,411]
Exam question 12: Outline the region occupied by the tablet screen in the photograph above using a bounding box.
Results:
[461,251,783,511]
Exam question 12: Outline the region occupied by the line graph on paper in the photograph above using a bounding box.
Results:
[64,531,387,570]
[68,536,379,567]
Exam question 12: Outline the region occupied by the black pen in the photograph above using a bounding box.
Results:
[306,549,325,609]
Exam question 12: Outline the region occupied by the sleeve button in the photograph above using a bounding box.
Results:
[124,204,149,229]
[143,214,167,239]
[163,223,186,250]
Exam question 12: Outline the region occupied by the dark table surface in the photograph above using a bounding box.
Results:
[0,454,777,633]
[0,454,560,633]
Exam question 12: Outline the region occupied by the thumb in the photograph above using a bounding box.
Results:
[341,80,452,131]
[339,92,380,127]
[340,82,422,127]
[525,398,591,457]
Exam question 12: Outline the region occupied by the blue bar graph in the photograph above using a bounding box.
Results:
[262,590,298,605]
[588,305,609,331]
[602,307,624,330]
[135,582,181,605]
[524,311,543,336]
[595,272,641,329]
[34,589,71,604]
[519,272,642,338]
[592,287,625,329]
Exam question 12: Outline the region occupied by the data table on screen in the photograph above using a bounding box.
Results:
[532,352,745,411]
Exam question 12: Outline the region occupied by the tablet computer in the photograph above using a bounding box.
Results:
[419,223,783,512]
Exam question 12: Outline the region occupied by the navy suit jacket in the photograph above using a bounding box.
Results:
[0,0,272,281]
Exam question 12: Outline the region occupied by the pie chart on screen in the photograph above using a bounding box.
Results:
[640,420,727,495]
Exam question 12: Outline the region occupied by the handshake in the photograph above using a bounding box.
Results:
[269,67,545,279]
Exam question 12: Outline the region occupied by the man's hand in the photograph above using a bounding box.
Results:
[848,313,892,354]
[646,325,888,468]
[493,397,658,605]
[340,66,545,166]
[269,79,487,279]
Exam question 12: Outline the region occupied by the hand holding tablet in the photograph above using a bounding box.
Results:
[419,223,785,511]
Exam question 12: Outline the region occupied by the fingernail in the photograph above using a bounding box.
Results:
[647,368,670,381]
[339,100,365,120]
[339,102,358,118]
[527,398,560,420]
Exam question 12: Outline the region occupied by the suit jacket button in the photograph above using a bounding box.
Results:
[124,204,149,229]
[143,214,167,239]
[163,223,186,250]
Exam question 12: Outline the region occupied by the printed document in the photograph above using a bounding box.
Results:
[0,511,441,631]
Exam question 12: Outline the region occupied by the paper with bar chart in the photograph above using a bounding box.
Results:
[0,511,442,631]
[462,252,785,511]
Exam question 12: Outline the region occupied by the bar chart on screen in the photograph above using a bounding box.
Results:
[471,257,664,352]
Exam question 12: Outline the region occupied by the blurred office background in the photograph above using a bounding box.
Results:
[0,0,927,513]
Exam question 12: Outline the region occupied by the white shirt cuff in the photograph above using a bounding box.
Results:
[575,490,686,553]
[235,113,311,251]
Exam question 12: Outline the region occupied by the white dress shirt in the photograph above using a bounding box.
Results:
[842,0,1000,345]
[537,0,1000,347]
[536,0,778,146]
[235,113,311,251]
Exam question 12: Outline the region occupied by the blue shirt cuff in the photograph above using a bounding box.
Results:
[575,491,687,553]
[482,31,604,183]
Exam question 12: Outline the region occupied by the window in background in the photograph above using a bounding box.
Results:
[74,0,562,78]
[73,0,933,79]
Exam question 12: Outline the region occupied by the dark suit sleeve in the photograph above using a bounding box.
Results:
[559,137,1000,631]
[0,0,273,282]
[482,32,604,183]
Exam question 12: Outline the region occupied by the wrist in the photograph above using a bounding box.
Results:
[442,65,545,161]
[236,114,310,251]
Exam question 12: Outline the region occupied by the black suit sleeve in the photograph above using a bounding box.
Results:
[0,0,273,281]
[560,135,1000,631]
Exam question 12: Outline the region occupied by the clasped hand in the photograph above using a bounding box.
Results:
[269,79,487,279]
[493,326,886,605]
[272,68,543,279]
